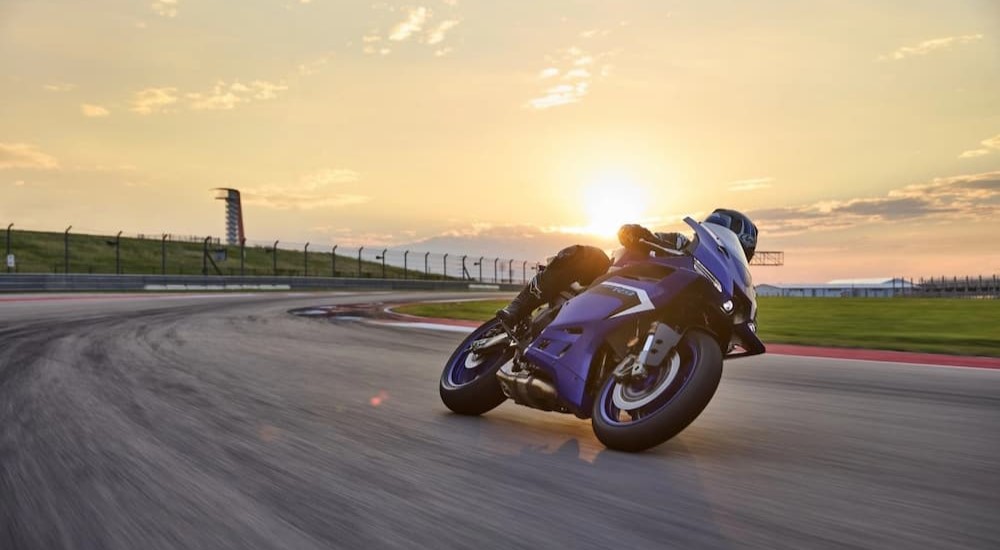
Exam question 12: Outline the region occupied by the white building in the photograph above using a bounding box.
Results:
[756,277,915,298]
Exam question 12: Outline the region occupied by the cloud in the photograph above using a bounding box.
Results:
[426,19,459,45]
[728,177,774,192]
[0,143,60,170]
[527,42,618,110]
[43,83,76,92]
[749,171,1000,236]
[186,80,288,111]
[389,6,429,41]
[243,168,369,210]
[363,4,459,55]
[297,53,334,76]
[150,0,179,18]
[80,104,110,117]
[959,133,1000,158]
[130,87,179,114]
[878,34,983,61]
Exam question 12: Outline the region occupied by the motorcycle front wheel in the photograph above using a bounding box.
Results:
[439,318,514,415]
[591,329,723,452]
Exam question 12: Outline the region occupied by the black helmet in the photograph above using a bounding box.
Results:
[703,208,758,261]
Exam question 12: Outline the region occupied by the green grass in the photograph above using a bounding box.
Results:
[398,300,510,321]
[2,229,435,279]
[394,297,1000,357]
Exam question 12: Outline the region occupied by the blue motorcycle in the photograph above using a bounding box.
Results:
[439,217,766,452]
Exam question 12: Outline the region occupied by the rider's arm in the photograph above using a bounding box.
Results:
[617,224,656,250]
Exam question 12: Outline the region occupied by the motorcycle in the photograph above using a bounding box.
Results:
[439,217,765,452]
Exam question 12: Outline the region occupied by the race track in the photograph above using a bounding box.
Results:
[1,292,998,549]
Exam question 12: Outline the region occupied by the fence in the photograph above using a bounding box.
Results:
[1,225,541,284]
[757,276,1000,299]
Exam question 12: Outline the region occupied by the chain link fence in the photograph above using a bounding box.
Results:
[2,226,541,283]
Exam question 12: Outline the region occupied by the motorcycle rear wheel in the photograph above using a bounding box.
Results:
[439,318,513,415]
[591,329,722,452]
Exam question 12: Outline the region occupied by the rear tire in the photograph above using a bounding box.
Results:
[439,318,512,416]
[591,329,722,452]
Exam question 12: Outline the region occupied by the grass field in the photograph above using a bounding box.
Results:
[3,229,423,279]
[394,297,1000,357]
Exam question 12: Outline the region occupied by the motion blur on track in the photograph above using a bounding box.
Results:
[1,292,999,549]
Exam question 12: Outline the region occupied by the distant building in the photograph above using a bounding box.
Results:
[756,277,914,298]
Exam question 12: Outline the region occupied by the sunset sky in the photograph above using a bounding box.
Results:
[2,0,998,282]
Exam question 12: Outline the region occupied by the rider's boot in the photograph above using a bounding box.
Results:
[496,275,545,336]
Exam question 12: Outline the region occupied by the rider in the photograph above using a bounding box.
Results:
[496,208,759,333]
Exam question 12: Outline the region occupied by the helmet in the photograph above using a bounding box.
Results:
[703,208,758,261]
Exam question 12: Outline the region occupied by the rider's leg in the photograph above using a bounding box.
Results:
[497,245,611,332]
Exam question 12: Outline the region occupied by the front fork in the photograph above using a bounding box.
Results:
[613,322,682,382]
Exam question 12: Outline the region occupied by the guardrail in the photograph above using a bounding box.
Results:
[0,274,523,293]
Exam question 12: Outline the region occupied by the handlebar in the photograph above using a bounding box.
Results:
[639,238,685,256]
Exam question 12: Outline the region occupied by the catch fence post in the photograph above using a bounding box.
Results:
[161,234,168,275]
[477,256,484,282]
[404,250,409,279]
[507,259,513,284]
[115,231,123,274]
[5,223,12,274]
[522,261,527,283]
[443,254,449,279]
[424,252,430,279]
[273,240,279,276]
[64,225,72,274]
[202,236,211,275]
[331,245,338,277]
[304,242,310,277]
[380,248,387,279]
[462,255,468,280]
[240,237,246,277]
[493,258,499,283]
[358,246,364,277]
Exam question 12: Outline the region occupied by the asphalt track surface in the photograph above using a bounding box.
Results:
[1,292,998,550]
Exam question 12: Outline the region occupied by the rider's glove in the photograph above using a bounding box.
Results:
[617,224,656,250]
[654,232,690,251]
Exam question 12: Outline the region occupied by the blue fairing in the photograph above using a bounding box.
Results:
[523,217,764,416]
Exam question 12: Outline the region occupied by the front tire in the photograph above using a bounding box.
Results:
[591,329,722,452]
[439,318,513,415]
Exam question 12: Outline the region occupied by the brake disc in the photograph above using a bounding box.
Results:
[612,352,681,411]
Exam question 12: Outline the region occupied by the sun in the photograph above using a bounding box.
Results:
[582,172,647,238]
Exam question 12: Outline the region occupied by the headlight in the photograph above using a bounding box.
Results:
[721,300,734,314]
[693,258,723,293]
